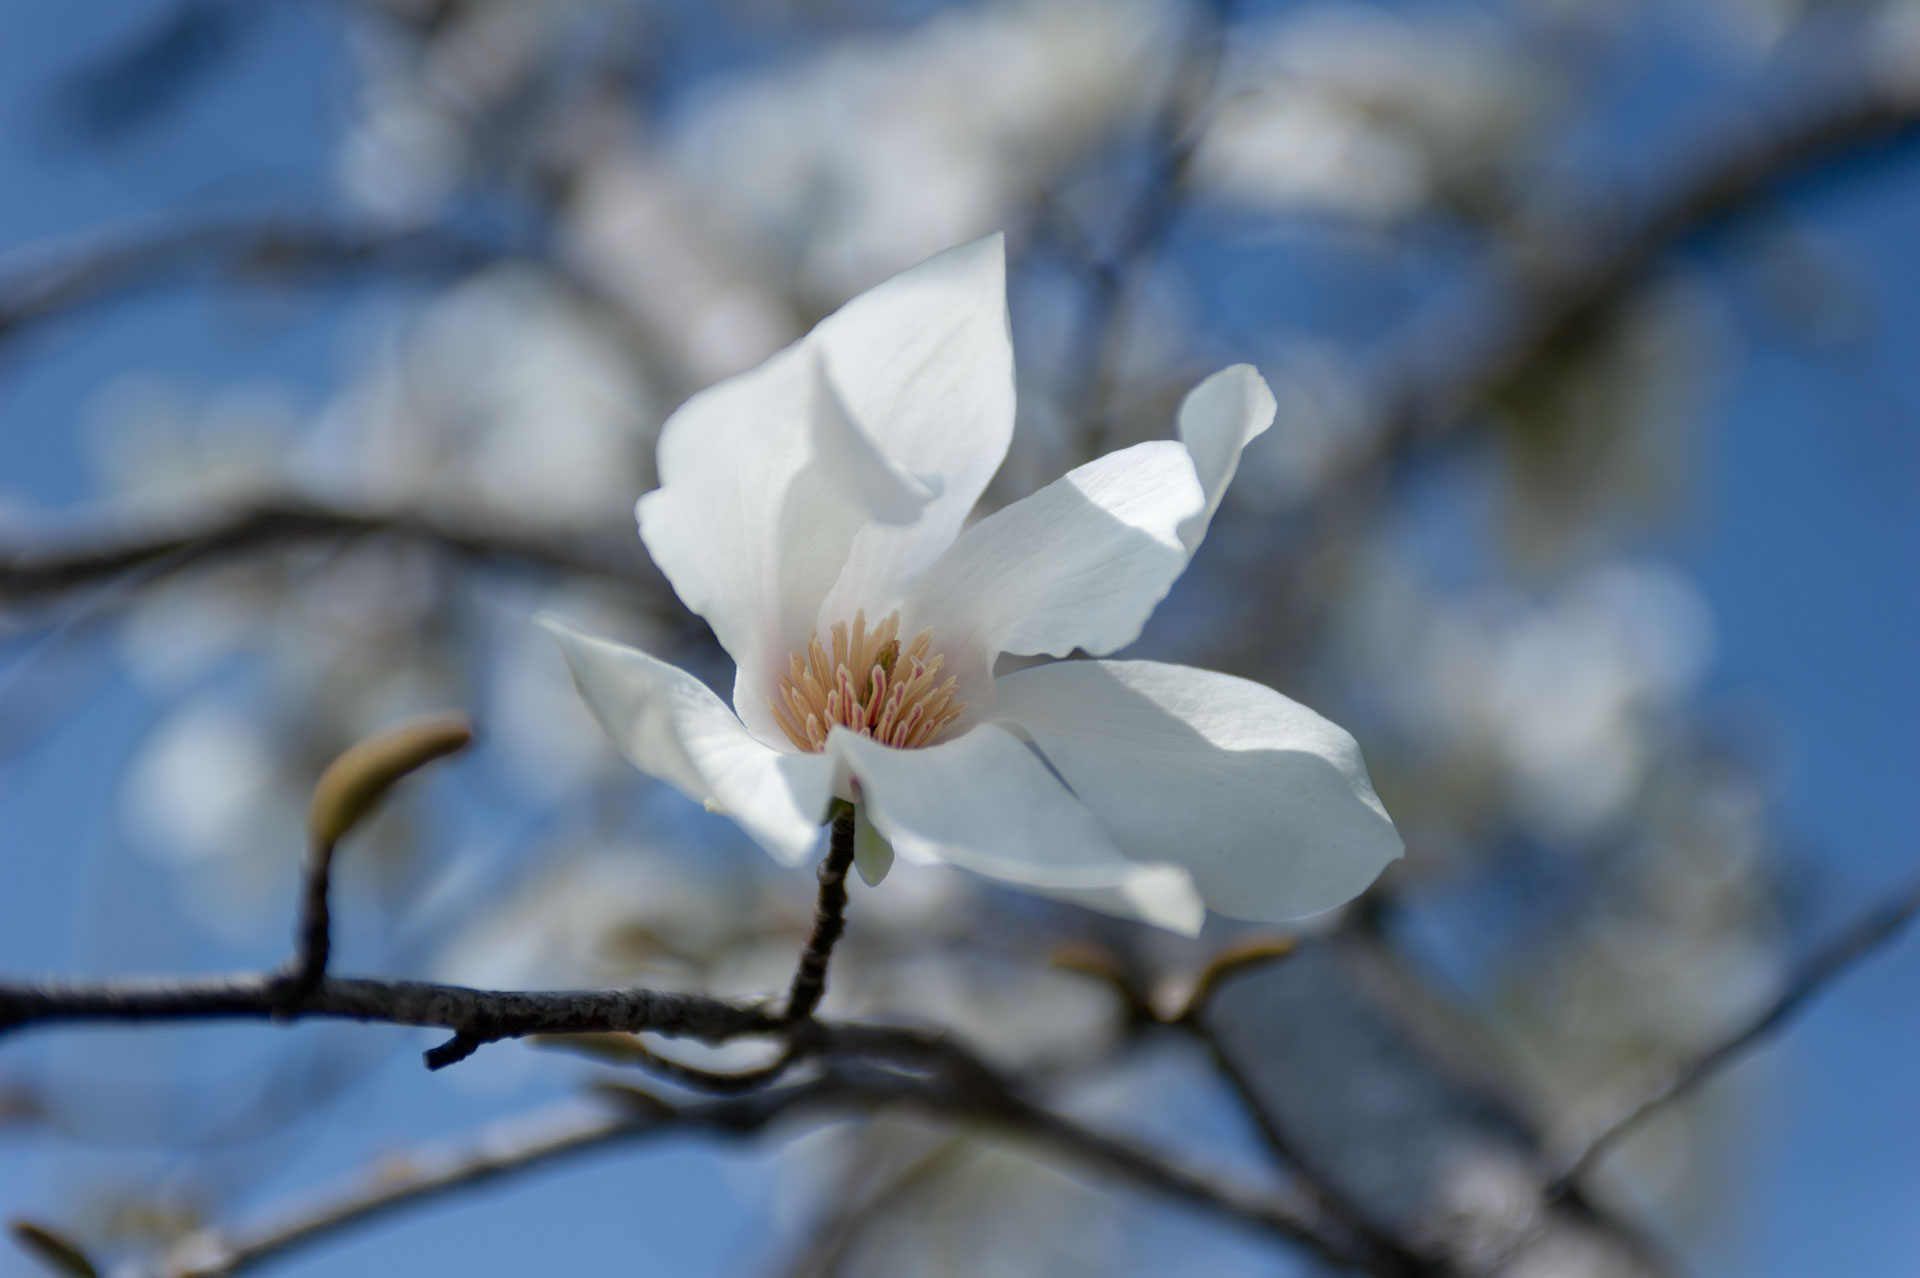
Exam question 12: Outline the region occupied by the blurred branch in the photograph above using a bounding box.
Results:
[0,215,682,395]
[1065,0,1233,457]
[50,0,259,144]
[1230,40,1920,686]
[779,1134,966,1278]
[0,495,671,610]
[1552,867,1920,1193]
[1182,1018,1426,1274]
[8,1219,100,1278]
[133,1063,1366,1278]
[1191,933,1676,1277]
[145,1095,650,1278]
[1366,44,1920,470]
[0,220,492,349]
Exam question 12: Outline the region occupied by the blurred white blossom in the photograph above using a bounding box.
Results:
[86,377,295,510]
[338,0,592,219]
[1386,561,1715,842]
[665,0,1178,302]
[1193,5,1553,221]
[564,146,803,383]
[123,700,285,867]
[433,847,744,991]
[309,266,654,522]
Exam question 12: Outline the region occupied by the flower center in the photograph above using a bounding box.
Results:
[770,609,963,753]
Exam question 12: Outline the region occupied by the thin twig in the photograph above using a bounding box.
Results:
[276,836,338,1013]
[283,716,474,1011]
[146,1091,786,1278]
[786,807,858,1021]
[137,1064,1363,1278]
[1551,868,1920,1193]
[974,1081,1356,1269]
[779,1134,968,1278]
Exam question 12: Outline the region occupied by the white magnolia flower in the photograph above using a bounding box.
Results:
[542,235,1400,934]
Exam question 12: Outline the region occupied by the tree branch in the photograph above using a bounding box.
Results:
[1064,0,1232,458]
[0,973,783,1066]
[1181,1009,1435,1275]
[10,50,1918,620]
[134,1062,1366,1278]
[1190,932,1675,1276]
[0,215,673,360]
[15,57,1913,624]
[778,1134,967,1278]
[148,1096,647,1278]
[785,806,858,1022]
[1,949,1379,1272]
[0,495,670,610]
[1551,867,1920,1193]
[0,973,1045,1099]
[0,212,694,414]
[1364,44,1920,470]
[0,220,496,349]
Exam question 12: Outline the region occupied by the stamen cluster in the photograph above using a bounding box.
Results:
[772,610,963,752]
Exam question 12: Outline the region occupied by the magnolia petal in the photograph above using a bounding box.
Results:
[1174,363,1274,553]
[810,353,938,524]
[901,365,1276,705]
[901,438,1199,710]
[994,659,1402,922]
[540,616,838,865]
[853,803,896,887]
[638,341,934,745]
[814,235,1017,625]
[832,723,1205,935]
[636,346,844,742]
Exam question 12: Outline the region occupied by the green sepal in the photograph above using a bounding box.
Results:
[853,804,894,886]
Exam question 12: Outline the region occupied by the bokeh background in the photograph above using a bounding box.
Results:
[1,0,1917,1274]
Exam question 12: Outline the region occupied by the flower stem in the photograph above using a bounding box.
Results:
[786,804,858,1021]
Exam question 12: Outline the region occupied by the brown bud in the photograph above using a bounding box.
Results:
[308,714,474,847]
